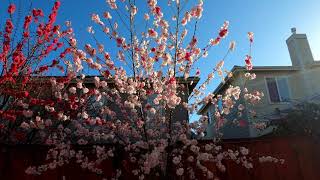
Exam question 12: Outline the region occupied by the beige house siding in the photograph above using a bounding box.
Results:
[201,72,251,139]
[199,29,320,139]
[202,67,320,139]
[246,70,296,119]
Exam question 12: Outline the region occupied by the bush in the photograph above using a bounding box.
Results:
[272,103,320,137]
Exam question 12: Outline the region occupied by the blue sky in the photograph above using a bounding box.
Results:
[1,0,320,120]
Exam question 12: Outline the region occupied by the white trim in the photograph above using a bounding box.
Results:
[264,76,291,104]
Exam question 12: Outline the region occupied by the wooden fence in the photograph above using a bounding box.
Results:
[0,136,320,180]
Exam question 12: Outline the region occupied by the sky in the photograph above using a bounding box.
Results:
[1,0,320,121]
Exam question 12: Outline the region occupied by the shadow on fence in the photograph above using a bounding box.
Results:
[1,136,320,180]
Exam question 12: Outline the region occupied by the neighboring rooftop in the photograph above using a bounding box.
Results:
[22,76,200,97]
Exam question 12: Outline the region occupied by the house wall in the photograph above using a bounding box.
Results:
[241,66,320,137]
[202,65,320,139]
[245,70,297,118]
[201,31,320,139]
[300,65,320,99]
[248,67,320,116]
[203,72,251,139]
[245,70,298,137]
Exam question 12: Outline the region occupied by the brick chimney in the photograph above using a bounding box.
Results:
[286,28,314,68]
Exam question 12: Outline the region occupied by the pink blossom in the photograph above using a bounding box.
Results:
[83,88,89,94]
[20,122,30,129]
[144,13,150,20]
[148,28,158,38]
[190,1,203,19]
[91,14,104,25]
[229,41,236,51]
[219,21,229,38]
[8,4,16,14]
[131,5,138,16]
[106,0,117,9]
[188,156,194,162]
[82,112,89,119]
[69,87,77,94]
[116,37,125,47]
[245,55,253,70]
[45,119,52,127]
[240,147,249,155]
[176,168,184,176]
[23,110,33,118]
[94,76,100,88]
[248,32,254,43]
[103,11,112,19]
[172,156,181,165]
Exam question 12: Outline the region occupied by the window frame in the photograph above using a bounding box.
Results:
[264,76,291,104]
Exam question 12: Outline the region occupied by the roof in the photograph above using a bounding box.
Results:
[197,65,300,114]
[79,76,199,96]
[25,75,200,98]
[232,65,300,71]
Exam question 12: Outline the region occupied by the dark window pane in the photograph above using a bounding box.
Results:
[266,77,280,102]
[207,111,211,124]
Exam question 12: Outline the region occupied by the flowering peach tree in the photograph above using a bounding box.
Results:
[0,0,282,179]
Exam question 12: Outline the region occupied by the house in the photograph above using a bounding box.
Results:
[0,76,199,143]
[198,28,320,139]
[76,76,199,124]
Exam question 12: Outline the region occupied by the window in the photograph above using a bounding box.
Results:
[265,77,290,103]
[217,98,223,111]
[207,110,212,124]
[147,94,157,105]
[146,94,165,117]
